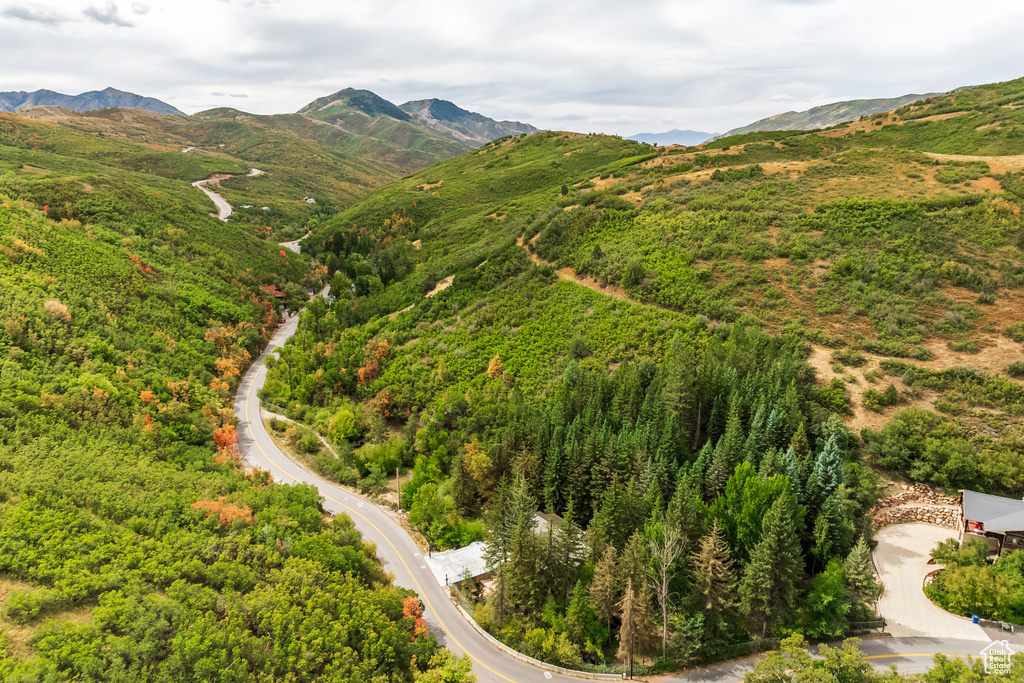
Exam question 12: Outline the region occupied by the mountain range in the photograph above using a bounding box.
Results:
[718,91,944,138]
[0,87,185,115]
[626,129,717,146]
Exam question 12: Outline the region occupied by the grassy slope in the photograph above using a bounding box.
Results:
[0,108,467,679]
[10,100,473,240]
[300,78,1024,493]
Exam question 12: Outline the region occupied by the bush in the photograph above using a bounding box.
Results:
[946,339,979,354]
[832,349,867,368]
[622,258,645,288]
[1006,361,1024,378]
[1005,322,1024,343]
[862,384,901,412]
[2,588,61,625]
[299,432,321,454]
[353,435,406,477]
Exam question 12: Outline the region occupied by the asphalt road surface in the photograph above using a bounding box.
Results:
[192,168,262,221]
[236,317,999,682]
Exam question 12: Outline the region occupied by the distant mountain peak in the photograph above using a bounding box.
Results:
[0,87,183,116]
[299,88,411,121]
[399,98,539,146]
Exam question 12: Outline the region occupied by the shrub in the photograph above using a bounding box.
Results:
[3,588,61,625]
[622,258,645,288]
[947,339,979,354]
[299,432,321,454]
[1006,361,1024,378]
[832,349,867,368]
[1005,322,1024,343]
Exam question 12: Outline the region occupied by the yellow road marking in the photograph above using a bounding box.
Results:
[242,361,520,683]
[865,653,971,660]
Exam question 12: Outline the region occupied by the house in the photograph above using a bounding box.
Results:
[259,284,287,300]
[959,490,1024,559]
[422,513,568,588]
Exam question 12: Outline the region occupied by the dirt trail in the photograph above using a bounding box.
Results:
[516,236,632,300]
[513,235,1023,435]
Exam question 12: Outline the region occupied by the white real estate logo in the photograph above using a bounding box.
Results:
[980,640,1015,675]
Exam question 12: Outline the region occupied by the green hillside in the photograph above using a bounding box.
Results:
[720,91,943,137]
[0,113,472,680]
[262,78,1024,670]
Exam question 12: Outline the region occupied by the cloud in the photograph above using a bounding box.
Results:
[83,2,133,27]
[131,2,149,14]
[210,91,248,98]
[2,5,64,26]
[4,0,1024,135]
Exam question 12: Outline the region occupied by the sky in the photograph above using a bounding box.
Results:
[2,0,1024,136]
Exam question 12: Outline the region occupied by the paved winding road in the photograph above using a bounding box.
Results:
[235,319,999,682]
[193,168,262,221]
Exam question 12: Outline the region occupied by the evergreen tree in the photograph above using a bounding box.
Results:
[780,446,804,504]
[757,446,781,480]
[811,487,855,569]
[717,398,745,469]
[692,440,714,482]
[483,474,536,623]
[451,451,475,513]
[543,429,566,514]
[549,498,584,604]
[590,545,620,630]
[566,579,606,649]
[843,537,882,619]
[507,514,542,613]
[789,422,809,461]
[740,490,804,637]
[690,518,737,621]
[705,442,731,500]
[805,434,844,509]
[765,407,789,450]
[618,578,639,678]
[619,531,651,598]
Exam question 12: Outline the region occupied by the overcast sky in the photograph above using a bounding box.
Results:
[2,0,1024,136]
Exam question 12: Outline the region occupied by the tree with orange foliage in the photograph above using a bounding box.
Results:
[139,390,158,403]
[191,500,254,528]
[402,596,428,640]
[375,388,393,418]
[487,354,504,379]
[212,424,239,462]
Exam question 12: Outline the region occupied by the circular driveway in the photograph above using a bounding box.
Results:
[874,523,988,640]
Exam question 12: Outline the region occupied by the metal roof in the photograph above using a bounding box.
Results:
[962,490,1024,533]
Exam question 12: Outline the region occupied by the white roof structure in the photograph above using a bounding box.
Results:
[962,490,1024,533]
[424,541,487,587]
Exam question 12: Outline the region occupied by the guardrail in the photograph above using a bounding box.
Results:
[452,603,625,680]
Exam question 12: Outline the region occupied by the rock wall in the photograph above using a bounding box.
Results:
[871,483,959,529]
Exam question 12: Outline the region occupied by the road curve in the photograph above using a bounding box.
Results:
[193,168,262,221]
[235,316,596,683]
[235,320,996,683]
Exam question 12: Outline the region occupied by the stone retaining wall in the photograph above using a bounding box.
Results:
[871,483,959,529]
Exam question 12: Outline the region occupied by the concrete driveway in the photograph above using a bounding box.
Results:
[874,523,988,640]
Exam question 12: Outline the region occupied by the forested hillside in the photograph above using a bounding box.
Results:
[260,78,1024,670]
[0,115,470,680]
